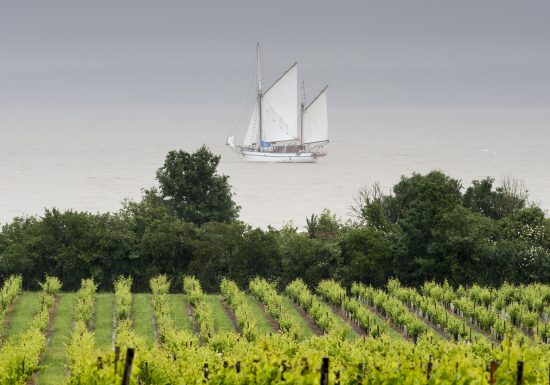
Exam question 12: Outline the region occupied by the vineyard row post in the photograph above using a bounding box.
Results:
[320,357,329,385]
[121,347,135,385]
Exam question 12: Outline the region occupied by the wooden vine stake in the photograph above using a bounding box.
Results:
[320,357,329,385]
[516,361,524,385]
[489,360,498,385]
[203,363,209,381]
[114,346,121,373]
[121,347,135,385]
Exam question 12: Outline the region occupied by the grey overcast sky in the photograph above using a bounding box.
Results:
[1,0,549,107]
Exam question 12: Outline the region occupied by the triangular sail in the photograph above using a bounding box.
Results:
[302,86,329,144]
[242,100,259,146]
[261,63,298,143]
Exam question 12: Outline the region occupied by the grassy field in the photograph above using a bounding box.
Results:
[0,286,463,383]
[206,294,236,332]
[281,296,315,338]
[94,293,114,349]
[132,293,155,344]
[0,271,545,385]
[244,295,276,334]
[37,293,76,385]
[168,294,193,332]
[6,291,40,342]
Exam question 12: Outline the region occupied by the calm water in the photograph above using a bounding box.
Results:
[1,106,549,228]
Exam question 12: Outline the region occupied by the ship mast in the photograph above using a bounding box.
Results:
[300,81,306,146]
[257,42,263,150]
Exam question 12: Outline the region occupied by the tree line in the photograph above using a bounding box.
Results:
[0,146,548,291]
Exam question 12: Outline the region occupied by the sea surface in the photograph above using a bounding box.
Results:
[1,106,549,229]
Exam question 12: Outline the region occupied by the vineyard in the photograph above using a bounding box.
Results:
[0,275,548,384]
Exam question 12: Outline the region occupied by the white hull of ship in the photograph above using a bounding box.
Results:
[241,149,317,163]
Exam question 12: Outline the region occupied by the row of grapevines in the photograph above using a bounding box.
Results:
[286,279,348,338]
[468,283,549,341]
[0,276,61,384]
[220,278,259,341]
[387,278,475,342]
[65,323,549,384]
[68,276,148,384]
[114,276,147,352]
[317,279,387,338]
[351,282,428,341]
[421,281,549,320]
[466,283,542,335]
[183,276,214,339]
[422,281,528,341]
[0,275,23,336]
[66,278,103,384]
[150,275,197,352]
[55,276,550,384]
[114,276,132,322]
[249,277,302,339]
[509,283,549,318]
[74,278,97,328]
[468,282,550,314]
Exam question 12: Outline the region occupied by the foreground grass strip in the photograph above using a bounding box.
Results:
[0,277,62,383]
[168,294,194,332]
[132,293,155,345]
[206,294,235,332]
[281,296,315,338]
[286,279,357,340]
[0,275,23,338]
[37,293,76,385]
[316,279,401,340]
[329,305,358,340]
[6,291,41,342]
[245,295,276,334]
[183,276,215,339]
[94,292,114,349]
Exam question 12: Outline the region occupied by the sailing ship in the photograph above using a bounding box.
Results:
[226,44,329,163]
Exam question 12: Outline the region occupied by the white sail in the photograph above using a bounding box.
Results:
[302,86,328,144]
[242,100,259,146]
[260,63,298,143]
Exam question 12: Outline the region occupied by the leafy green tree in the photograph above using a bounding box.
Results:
[156,146,239,225]
[351,183,399,228]
[278,229,341,288]
[337,227,401,287]
[188,221,245,291]
[463,176,528,220]
[0,209,134,290]
[427,206,496,285]
[392,171,462,284]
[463,177,500,219]
[233,228,281,287]
[305,209,340,239]
[492,206,550,284]
[121,189,197,291]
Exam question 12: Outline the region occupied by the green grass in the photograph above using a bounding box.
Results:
[168,294,193,332]
[132,293,155,344]
[363,305,404,340]
[37,293,76,384]
[206,295,235,332]
[316,297,358,340]
[245,295,276,334]
[5,291,40,342]
[95,293,114,349]
[329,309,358,340]
[281,296,315,339]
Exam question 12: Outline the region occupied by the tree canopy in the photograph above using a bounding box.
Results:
[156,146,239,225]
[0,148,549,291]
